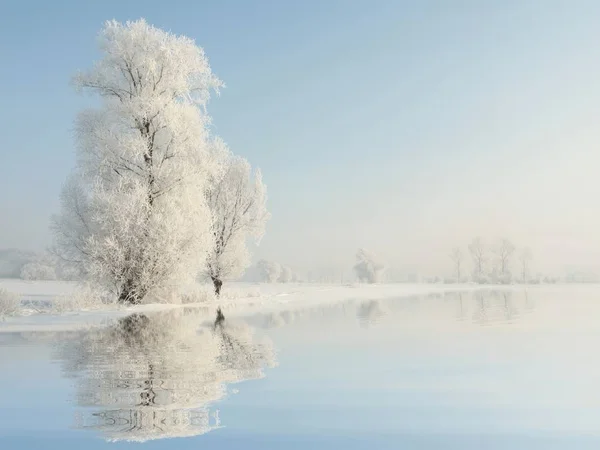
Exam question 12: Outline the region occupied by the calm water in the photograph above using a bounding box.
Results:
[2,287,600,449]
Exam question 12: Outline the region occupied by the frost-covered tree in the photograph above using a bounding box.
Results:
[204,143,269,296]
[519,247,533,282]
[493,238,515,283]
[468,237,486,282]
[278,266,294,283]
[449,247,463,282]
[52,20,223,304]
[20,261,57,281]
[0,288,20,318]
[257,260,281,283]
[56,263,82,282]
[19,252,59,281]
[353,248,384,284]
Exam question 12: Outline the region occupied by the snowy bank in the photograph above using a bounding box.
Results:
[0,279,591,333]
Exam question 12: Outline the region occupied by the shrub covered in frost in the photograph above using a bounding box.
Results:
[20,262,57,281]
[0,288,21,317]
[52,285,116,314]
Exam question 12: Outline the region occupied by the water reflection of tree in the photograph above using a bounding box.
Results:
[472,291,488,325]
[455,292,467,321]
[356,300,387,328]
[55,309,276,442]
[250,290,533,331]
[471,290,519,325]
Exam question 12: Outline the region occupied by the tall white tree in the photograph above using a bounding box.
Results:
[52,20,223,304]
[468,237,486,282]
[353,248,384,284]
[204,143,269,296]
[449,247,463,282]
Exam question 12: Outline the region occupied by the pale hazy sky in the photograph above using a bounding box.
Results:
[1,0,600,276]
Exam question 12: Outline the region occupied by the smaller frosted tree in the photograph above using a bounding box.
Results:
[519,247,533,283]
[20,262,57,281]
[257,260,281,283]
[0,288,20,317]
[20,253,58,281]
[204,144,269,296]
[493,238,515,284]
[469,237,486,283]
[353,248,384,284]
[279,266,294,283]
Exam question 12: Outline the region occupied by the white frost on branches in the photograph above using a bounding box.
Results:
[52,19,223,303]
[353,248,384,283]
[204,141,269,292]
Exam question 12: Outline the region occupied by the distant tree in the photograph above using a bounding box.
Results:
[20,261,57,281]
[494,238,515,283]
[204,142,270,296]
[19,252,60,281]
[56,263,82,282]
[449,247,464,282]
[257,260,281,283]
[543,275,559,284]
[51,20,223,304]
[519,247,533,282]
[278,266,294,283]
[353,249,384,284]
[468,237,486,282]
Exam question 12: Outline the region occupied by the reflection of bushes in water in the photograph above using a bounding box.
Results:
[76,406,219,441]
[213,309,276,375]
[356,300,387,327]
[247,290,534,333]
[499,291,518,321]
[471,290,519,324]
[55,309,276,442]
[255,301,360,329]
[454,292,467,320]
[523,290,535,312]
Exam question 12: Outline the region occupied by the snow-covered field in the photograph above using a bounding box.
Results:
[1,278,597,333]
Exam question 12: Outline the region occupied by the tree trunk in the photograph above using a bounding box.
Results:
[215,307,225,328]
[212,277,223,297]
[116,119,154,307]
[118,278,143,305]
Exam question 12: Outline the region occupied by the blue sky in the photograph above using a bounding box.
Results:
[2,0,600,275]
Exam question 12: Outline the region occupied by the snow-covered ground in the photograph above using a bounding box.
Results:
[1,278,597,333]
[0,279,78,302]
